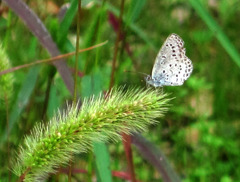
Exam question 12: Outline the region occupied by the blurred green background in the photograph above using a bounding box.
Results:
[0,0,240,181]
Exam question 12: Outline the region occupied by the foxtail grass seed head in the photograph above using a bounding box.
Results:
[12,87,170,181]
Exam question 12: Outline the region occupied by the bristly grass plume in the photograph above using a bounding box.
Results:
[12,87,170,181]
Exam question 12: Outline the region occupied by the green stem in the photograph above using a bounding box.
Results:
[73,0,82,105]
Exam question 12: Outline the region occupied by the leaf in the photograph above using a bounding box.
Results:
[0,66,40,145]
[94,142,112,182]
[57,0,78,45]
[132,133,181,182]
[189,0,240,69]
[126,0,146,26]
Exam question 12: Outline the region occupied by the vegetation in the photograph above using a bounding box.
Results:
[0,0,240,181]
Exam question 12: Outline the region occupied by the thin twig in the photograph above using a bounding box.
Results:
[0,41,108,76]
[17,167,31,182]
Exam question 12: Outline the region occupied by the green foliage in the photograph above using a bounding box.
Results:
[94,142,112,182]
[189,0,240,68]
[0,43,14,102]
[1,0,240,181]
[12,87,169,181]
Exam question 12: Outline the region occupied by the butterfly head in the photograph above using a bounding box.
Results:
[145,75,169,87]
[145,75,159,87]
[144,75,151,81]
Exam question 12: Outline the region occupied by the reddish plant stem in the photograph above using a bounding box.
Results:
[109,0,125,89]
[17,167,31,182]
[59,168,141,181]
[108,1,137,181]
[122,133,137,182]
[108,12,138,71]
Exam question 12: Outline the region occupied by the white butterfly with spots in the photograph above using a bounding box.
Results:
[145,33,193,87]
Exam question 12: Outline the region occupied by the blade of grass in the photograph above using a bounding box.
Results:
[83,0,107,74]
[81,67,112,182]
[83,9,102,74]
[0,66,40,146]
[132,133,181,182]
[94,0,106,70]
[3,0,75,95]
[126,0,146,26]
[94,142,112,182]
[57,0,78,46]
[73,0,81,105]
[189,0,240,68]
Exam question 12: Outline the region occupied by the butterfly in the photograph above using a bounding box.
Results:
[145,33,193,87]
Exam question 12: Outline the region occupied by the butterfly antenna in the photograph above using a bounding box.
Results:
[124,70,148,76]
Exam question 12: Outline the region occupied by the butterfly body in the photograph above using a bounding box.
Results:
[145,33,193,87]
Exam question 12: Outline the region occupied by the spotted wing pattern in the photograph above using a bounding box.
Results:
[151,33,193,86]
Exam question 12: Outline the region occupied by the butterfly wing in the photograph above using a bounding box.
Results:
[151,33,193,86]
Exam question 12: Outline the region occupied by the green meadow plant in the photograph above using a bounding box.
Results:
[12,87,169,181]
[0,44,14,102]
